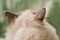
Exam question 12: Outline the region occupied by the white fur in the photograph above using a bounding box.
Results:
[5,9,59,40]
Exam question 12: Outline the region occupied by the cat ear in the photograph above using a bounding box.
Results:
[36,8,46,21]
[5,12,18,24]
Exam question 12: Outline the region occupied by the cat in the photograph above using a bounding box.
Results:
[5,8,59,40]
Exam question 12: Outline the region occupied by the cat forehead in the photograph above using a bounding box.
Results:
[17,9,35,18]
[16,10,35,22]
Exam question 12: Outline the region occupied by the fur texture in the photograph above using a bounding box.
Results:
[5,9,59,40]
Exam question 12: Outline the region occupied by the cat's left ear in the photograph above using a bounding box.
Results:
[5,12,18,24]
[36,8,46,21]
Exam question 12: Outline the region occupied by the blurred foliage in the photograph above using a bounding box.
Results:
[46,0,60,37]
[0,0,60,38]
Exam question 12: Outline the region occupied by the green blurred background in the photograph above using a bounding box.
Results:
[0,0,60,39]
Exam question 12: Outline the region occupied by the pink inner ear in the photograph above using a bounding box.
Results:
[6,14,12,23]
[5,12,18,24]
[5,12,13,23]
[40,8,46,20]
[36,8,46,21]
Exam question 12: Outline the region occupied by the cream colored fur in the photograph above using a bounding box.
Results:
[5,9,59,40]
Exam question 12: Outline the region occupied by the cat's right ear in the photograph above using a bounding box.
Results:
[5,12,18,24]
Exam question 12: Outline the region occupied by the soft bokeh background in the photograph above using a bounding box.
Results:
[0,0,60,40]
